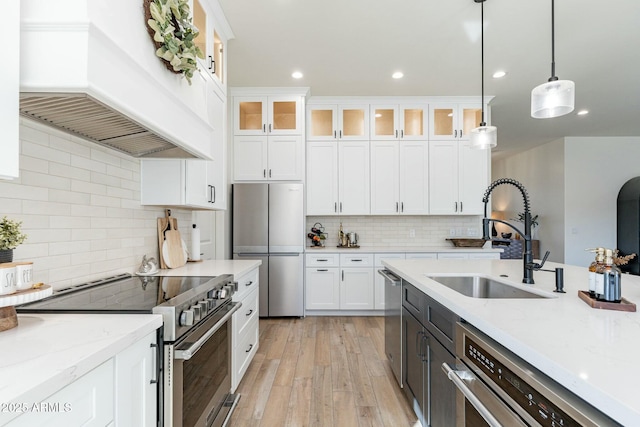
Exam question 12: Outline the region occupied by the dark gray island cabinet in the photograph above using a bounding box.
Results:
[402,280,458,427]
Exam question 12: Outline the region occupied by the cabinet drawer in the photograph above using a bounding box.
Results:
[233,268,259,301]
[468,252,500,259]
[340,253,373,267]
[437,252,469,260]
[425,294,458,354]
[234,317,259,386]
[405,252,438,259]
[235,287,259,337]
[402,281,425,320]
[374,252,405,267]
[305,253,340,267]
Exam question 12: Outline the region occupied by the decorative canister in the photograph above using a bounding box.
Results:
[14,262,33,291]
[0,263,17,295]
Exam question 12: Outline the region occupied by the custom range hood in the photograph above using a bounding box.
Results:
[19,0,216,159]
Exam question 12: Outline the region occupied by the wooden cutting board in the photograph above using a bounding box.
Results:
[157,209,185,269]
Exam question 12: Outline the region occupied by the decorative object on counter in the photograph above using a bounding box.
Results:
[0,284,52,332]
[0,216,27,264]
[446,238,487,248]
[578,291,636,312]
[190,224,201,261]
[337,222,360,248]
[157,209,187,269]
[613,249,636,266]
[144,0,205,84]
[307,222,327,247]
[512,211,539,238]
[136,255,159,276]
[501,232,512,239]
[14,262,33,291]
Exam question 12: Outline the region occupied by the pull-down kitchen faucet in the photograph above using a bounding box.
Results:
[481,178,549,285]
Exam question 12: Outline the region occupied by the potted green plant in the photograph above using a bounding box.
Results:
[512,212,539,238]
[0,216,27,263]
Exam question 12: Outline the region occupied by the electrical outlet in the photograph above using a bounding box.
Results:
[409,229,416,238]
[467,228,478,237]
[449,228,456,237]
[456,228,463,236]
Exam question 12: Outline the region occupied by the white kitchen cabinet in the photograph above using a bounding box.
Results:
[341,267,374,310]
[234,95,302,136]
[429,140,489,215]
[306,267,340,310]
[1,0,19,180]
[192,0,230,91]
[233,135,303,181]
[232,267,259,392]
[429,103,482,141]
[370,140,429,215]
[140,159,220,209]
[306,141,369,215]
[114,332,158,426]
[306,104,370,141]
[370,104,428,141]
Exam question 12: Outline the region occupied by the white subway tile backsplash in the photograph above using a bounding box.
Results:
[19,121,50,145]
[90,148,122,167]
[106,164,134,180]
[49,162,91,181]
[23,141,72,165]
[52,136,91,158]
[0,182,48,201]
[49,216,91,229]
[90,194,122,208]
[50,241,91,256]
[0,198,22,214]
[91,171,121,187]
[71,154,107,173]
[71,180,107,196]
[48,189,92,205]
[70,205,107,218]
[20,155,50,174]
[20,171,71,190]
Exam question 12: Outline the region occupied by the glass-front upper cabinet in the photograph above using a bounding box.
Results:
[234,96,301,135]
[370,105,428,140]
[307,105,369,141]
[429,104,482,140]
[193,0,226,88]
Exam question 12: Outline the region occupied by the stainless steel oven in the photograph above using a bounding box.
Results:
[443,322,620,427]
[164,300,240,427]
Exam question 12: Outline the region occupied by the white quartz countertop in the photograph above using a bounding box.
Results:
[150,259,262,278]
[0,313,162,423]
[381,258,640,426]
[305,245,502,253]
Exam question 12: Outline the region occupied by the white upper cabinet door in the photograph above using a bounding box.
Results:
[306,141,339,215]
[338,105,369,140]
[193,0,227,90]
[399,141,429,214]
[267,135,303,180]
[370,105,399,141]
[429,103,482,141]
[338,141,370,215]
[370,141,400,215]
[1,0,19,180]
[399,105,429,140]
[459,141,489,215]
[307,105,338,141]
[234,96,301,136]
[428,140,459,215]
[185,160,210,206]
[233,136,268,180]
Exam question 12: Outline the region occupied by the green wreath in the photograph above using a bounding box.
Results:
[146,0,205,84]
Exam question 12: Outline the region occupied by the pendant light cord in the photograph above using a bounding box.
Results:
[480,0,486,126]
[549,0,558,81]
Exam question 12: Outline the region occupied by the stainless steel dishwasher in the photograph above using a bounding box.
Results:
[379,268,402,387]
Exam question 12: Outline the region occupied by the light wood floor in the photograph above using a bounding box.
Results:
[229,316,419,427]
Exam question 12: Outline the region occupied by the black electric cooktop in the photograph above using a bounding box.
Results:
[17,274,216,313]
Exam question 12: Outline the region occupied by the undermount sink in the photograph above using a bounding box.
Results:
[426,275,553,299]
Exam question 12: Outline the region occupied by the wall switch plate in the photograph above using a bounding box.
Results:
[467,228,478,236]
[456,228,463,236]
[409,229,416,238]
[449,228,456,237]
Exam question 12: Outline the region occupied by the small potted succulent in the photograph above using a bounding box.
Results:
[0,216,27,263]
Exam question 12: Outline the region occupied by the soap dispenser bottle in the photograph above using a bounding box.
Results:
[588,247,605,298]
[601,249,622,302]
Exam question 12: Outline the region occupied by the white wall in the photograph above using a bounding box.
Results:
[564,137,640,266]
[0,119,195,290]
[492,139,565,262]
[493,136,640,267]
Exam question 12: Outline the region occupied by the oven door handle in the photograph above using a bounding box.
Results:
[175,302,242,361]
[441,362,503,427]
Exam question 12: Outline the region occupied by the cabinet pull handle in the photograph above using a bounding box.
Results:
[460,129,463,138]
[454,129,457,138]
[209,185,216,203]
[460,201,463,212]
[245,280,253,287]
[150,343,159,384]
[455,201,458,212]
[317,259,328,262]
[334,130,337,138]
[263,169,266,178]
[246,309,253,316]
[415,330,422,358]
[395,130,398,138]
[421,334,429,362]
[396,202,399,212]
[339,130,342,139]
[401,130,404,138]
[263,124,266,133]
[269,124,272,133]
[317,269,328,272]
[351,259,363,262]
[340,202,342,212]
[342,270,344,281]
[269,169,272,178]
[401,202,404,212]
[246,343,254,353]
[208,55,214,70]
[334,202,337,213]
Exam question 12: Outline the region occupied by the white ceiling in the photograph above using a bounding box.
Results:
[219,0,640,157]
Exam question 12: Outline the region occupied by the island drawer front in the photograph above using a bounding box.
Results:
[306,253,340,267]
[425,294,458,353]
[402,281,425,320]
[233,316,259,390]
[340,253,373,267]
[234,268,259,301]
[235,288,259,337]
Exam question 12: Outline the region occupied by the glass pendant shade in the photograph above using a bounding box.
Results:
[470,125,497,149]
[531,79,575,118]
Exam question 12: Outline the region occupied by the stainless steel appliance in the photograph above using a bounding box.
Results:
[379,268,402,387]
[443,322,621,426]
[18,273,241,427]
[233,183,304,317]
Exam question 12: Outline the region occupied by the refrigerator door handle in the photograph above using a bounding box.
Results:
[269,253,300,256]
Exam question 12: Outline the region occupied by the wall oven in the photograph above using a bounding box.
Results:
[18,273,241,427]
[443,322,620,427]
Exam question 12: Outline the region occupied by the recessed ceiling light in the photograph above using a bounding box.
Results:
[392,71,404,79]
[492,70,507,78]
[577,109,589,115]
[291,71,303,79]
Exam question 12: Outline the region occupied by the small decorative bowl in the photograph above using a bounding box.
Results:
[501,233,512,239]
[446,238,488,248]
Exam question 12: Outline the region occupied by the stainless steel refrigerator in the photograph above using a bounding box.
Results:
[232,183,304,317]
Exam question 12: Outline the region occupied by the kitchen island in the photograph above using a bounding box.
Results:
[382,258,640,426]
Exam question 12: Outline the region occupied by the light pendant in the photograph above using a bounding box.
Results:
[470,0,497,150]
[531,0,575,119]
